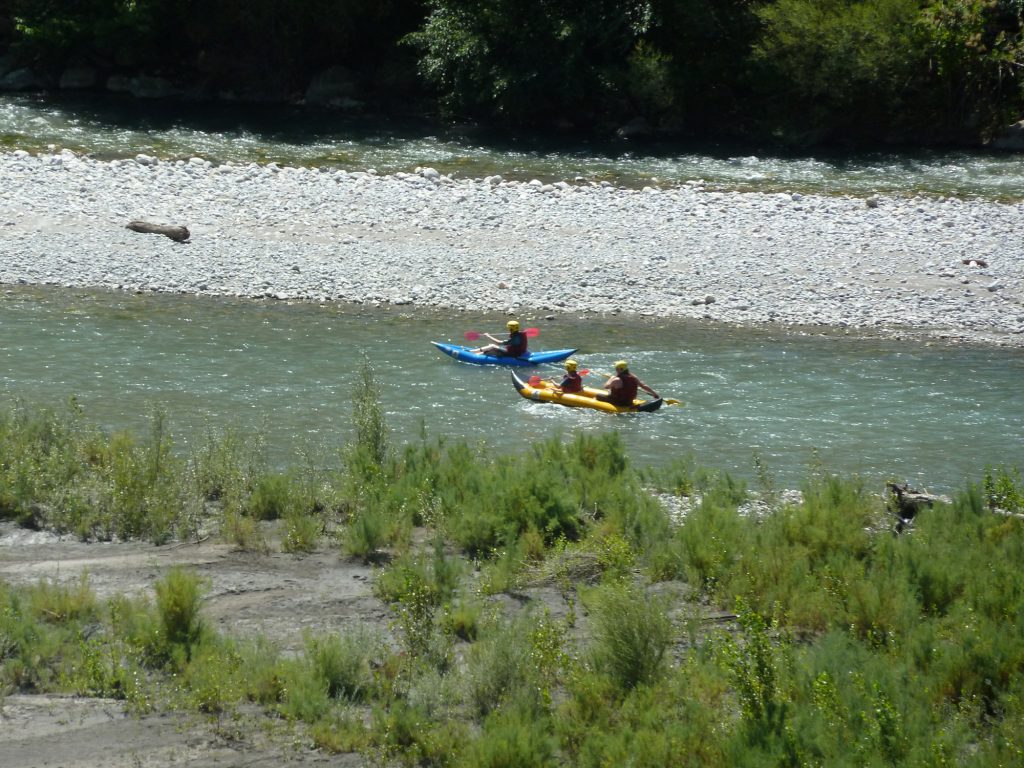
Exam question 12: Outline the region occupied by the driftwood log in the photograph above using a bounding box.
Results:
[126,220,190,242]
[887,482,946,528]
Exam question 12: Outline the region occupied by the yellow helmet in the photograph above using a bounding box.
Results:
[507,320,520,332]
[565,359,578,371]
[614,360,628,372]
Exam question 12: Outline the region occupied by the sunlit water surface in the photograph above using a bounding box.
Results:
[2,287,1021,492]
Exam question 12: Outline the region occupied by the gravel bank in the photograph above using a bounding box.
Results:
[2,149,1023,346]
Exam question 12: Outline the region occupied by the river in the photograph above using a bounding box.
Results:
[2,287,1021,493]
[2,94,1023,492]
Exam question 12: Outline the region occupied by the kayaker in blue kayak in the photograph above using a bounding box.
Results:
[597,360,659,406]
[472,320,529,357]
[557,359,584,393]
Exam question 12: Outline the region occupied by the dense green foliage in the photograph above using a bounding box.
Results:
[2,392,1024,764]
[2,0,1023,144]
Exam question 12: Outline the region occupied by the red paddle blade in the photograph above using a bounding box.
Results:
[579,369,590,376]
[463,331,481,341]
[528,375,543,387]
[525,327,540,337]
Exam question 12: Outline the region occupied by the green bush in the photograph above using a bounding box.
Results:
[671,482,747,594]
[188,423,267,509]
[304,625,377,702]
[247,473,292,521]
[153,568,208,665]
[463,614,543,719]
[346,356,389,479]
[344,504,388,561]
[458,705,558,768]
[278,656,331,723]
[282,508,322,553]
[371,699,468,767]
[585,582,673,693]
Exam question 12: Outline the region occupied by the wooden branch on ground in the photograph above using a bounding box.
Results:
[126,220,190,242]
[887,481,946,524]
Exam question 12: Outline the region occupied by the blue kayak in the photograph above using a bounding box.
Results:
[432,342,577,367]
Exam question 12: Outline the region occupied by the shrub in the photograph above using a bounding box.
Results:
[221,509,268,553]
[180,642,242,714]
[463,614,543,719]
[344,504,387,561]
[458,705,558,768]
[672,484,746,594]
[371,699,468,767]
[442,595,485,642]
[28,574,97,624]
[282,508,322,553]
[188,423,267,509]
[585,582,673,693]
[153,568,208,665]
[310,707,371,754]
[278,656,331,723]
[236,636,286,705]
[247,473,292,521]
[304,625,377,702]
[346,357,389,479]
[984,465,1024,513]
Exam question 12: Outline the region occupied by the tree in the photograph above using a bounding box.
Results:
[751,0,926,144]
[405,0,656,128]
[917,0,1024,136]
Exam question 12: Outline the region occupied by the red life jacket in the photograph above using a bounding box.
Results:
[609,372,639,405]
[560,372,583,393]
[504,331,528,357]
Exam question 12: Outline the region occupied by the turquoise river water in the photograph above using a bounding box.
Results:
[2,287,1021,493]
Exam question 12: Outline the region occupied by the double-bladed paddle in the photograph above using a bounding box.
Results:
[464,327,539,342]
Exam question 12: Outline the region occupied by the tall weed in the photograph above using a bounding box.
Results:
[463,613,544,719]
[304,624,378,702]
[188,422,267,510]
[346,356,389,480]
[458,705,558,768]
[585,582,673,693]
[153,568,208,665]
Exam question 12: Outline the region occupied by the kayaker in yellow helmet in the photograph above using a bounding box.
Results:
[472,320,529,358]
[597,360,659,406]
[556,359,584,393]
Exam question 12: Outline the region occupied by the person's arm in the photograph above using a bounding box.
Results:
[638,379,659,398]
[483,333,504,344]
[603,376,618,390]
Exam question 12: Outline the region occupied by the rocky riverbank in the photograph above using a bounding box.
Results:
[2,149,1022,346]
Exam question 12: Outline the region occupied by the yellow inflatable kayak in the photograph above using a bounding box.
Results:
[511,372,663,413]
